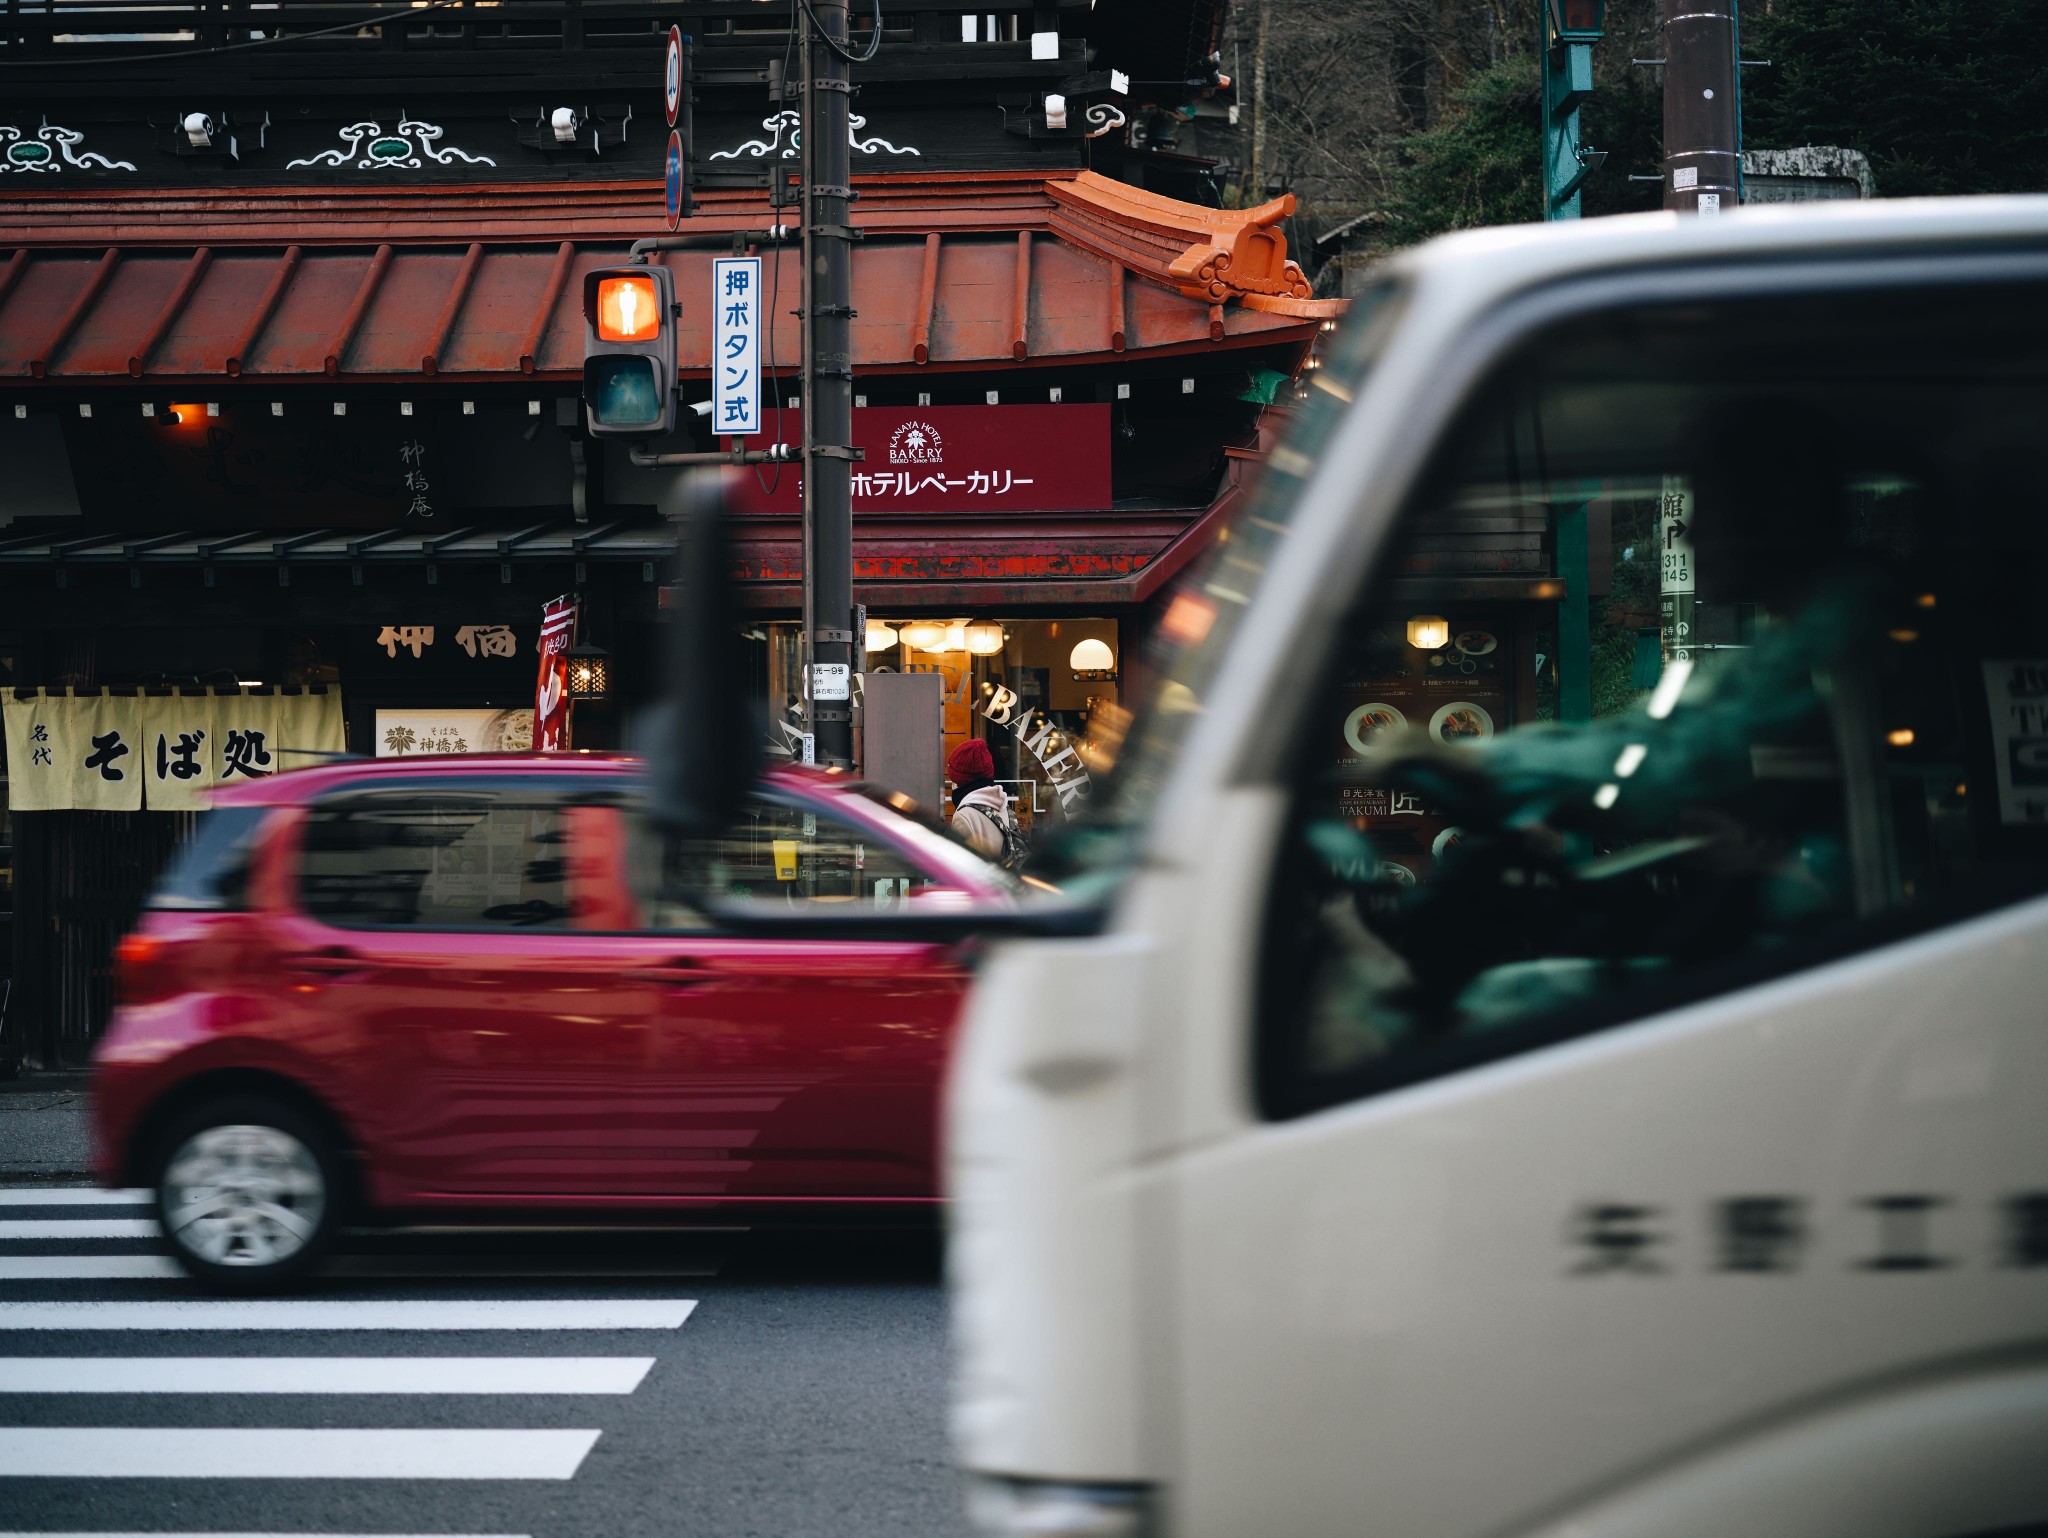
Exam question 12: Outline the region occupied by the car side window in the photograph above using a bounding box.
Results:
[300,795,572,929]
[1258,275,2048,1119]
[626,795,944,927]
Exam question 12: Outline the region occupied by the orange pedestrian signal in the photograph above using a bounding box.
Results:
[581,263,677,437]
[595,273,663,342]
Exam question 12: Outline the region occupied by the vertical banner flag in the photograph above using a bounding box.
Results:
[69,692,141,811]
[713,255,761,437]
[534,596,578,751]
[141,691,217,812]
[3,689,92,811]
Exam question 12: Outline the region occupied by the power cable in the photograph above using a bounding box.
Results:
[754,0,804,498]
[4,0,468,68]
[795,0,881,66]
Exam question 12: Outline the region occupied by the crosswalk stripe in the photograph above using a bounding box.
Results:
[0,1219,158,1240]
[0,1254,723,1281]
[0,1189,150,1208]
[0,1255,181,1280]
[0,1357,655,1394]
[0,1427,602,1479]
[0,1298,697,1330]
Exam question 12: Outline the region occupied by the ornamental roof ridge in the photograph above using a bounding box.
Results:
[1047,170,1337,317]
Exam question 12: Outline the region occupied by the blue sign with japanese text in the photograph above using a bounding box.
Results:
[713,255,762,437]
[664,130,685,232]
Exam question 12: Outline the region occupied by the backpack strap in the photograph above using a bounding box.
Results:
[959,801,1004,842]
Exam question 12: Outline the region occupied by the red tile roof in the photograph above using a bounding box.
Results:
[0,172,1341,384]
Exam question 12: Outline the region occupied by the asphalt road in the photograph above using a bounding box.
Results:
[0,1183,962,1538]
[0,1080,93,1180]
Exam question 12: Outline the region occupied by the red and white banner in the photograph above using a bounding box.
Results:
[533,596,577,751]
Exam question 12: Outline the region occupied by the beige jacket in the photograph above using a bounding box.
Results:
[950,784,1011,861]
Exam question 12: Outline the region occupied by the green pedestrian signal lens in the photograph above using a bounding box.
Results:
[586,357,664,428]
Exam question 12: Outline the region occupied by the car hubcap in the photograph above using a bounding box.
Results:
[162,1124,325,1268]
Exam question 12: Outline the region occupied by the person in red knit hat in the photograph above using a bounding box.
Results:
[947,736,1013,863]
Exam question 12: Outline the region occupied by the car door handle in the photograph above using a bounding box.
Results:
[625,959,713,988]
[284,948,369,979]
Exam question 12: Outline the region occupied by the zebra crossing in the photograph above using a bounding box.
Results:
[0,1182,711,1502]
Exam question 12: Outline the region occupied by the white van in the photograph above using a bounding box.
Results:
[944,199,2048,1538]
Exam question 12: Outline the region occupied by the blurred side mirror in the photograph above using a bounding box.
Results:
[637,473,762,838]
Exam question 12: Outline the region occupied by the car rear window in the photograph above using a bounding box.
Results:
[147,806,271,911]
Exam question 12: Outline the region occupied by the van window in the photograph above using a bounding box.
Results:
[300,797,571,929]
[147,806,270,911]
[1259,276,2048,1118]
[1029,281,1409,896]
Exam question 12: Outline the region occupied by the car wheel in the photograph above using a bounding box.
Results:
[153,1096,343,1290]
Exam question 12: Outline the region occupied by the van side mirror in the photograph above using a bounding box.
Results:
[637,473,762,838]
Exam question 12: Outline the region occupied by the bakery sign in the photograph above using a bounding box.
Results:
[721,404,1111,515]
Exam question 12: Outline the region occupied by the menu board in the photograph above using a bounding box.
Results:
[1336,614,1512,885]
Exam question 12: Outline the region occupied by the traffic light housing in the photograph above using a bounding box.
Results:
[582,264,677,437]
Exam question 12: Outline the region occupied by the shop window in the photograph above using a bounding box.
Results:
[780,617,1121,829]
[1259,279,2048,1118]
[627,794,943,924]
[300,798,571,929]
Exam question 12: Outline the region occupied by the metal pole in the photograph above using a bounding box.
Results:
[1663,0,1740,213]
[801,0,857,769]
[1540,7,1605,221]
[1250,0,1271,199]
[1555,497,1593,723]
[798,9,818,764]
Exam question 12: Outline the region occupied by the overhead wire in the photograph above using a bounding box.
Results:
[795,0,882,65]
[9,0,469,68]
[754,0,806,498]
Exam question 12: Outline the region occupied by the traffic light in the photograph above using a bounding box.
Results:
[582,264,677,437]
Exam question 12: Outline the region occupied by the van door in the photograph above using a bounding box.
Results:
[1166,269,2048,1538]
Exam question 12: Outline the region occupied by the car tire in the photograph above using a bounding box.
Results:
[152,1095,345,1291]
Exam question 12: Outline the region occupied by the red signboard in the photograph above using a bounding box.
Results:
[719,404,1111,516]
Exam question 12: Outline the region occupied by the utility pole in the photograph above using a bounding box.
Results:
[1537,2,1605,721]
[1540,0,1607,221]
[1249,0,1271,201]
[1661,0,1740,213]
[796,0,859,769]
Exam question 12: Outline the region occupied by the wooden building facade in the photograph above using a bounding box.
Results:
[0,0,1341,1066]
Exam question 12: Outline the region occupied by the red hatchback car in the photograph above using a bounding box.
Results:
[92,755,1008,1287]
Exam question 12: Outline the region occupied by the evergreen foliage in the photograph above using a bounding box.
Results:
[1385,56,1663,243]
[1378,0,2044,251]
[1743,0,2048,198]
[1384,61,1544,241]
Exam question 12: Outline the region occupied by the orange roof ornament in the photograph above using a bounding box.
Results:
[1046,171,1340,321]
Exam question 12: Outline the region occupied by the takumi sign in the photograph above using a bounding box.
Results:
[721,405,1111,515]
